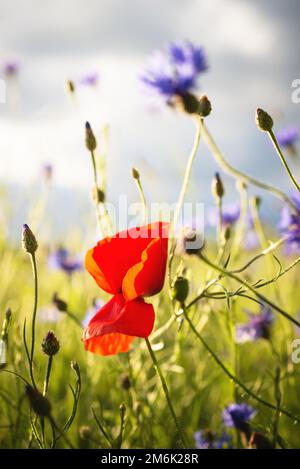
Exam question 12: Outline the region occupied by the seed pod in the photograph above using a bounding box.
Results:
[256,108,273,132]
[22,224,38,254]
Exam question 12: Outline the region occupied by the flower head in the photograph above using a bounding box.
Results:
[235,306,273,344]
[141,41,208,105]
[194,430,232,449]
[223,403,256,431]
[79,72,99,87]
[48,248,82,275]
[83,222,168,355]
[2,60,18,77]
[279,193,300,253]
[276,126,299,153]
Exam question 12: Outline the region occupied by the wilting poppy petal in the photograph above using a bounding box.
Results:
[122,233,168,301]
[82,294,155,355]
[85,222,168,294]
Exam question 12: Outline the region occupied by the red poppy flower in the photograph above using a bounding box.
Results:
[83,222,168,356]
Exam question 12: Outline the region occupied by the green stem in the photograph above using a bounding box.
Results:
[268,130,300,192]
[183,310,300,424]
[145,338,187,448]
[43,356,53,396]
[201,121,296,211]
[134,177,148,224]
[199,253,300,328]
[29,253,38,389]
[168,117,202,286]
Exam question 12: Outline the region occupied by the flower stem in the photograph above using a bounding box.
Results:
[199,252,300,328]
[43,356,53,396]
[183,309,300,424]
[29,253,38,389]
[201,121,297,211]
[268,130,300,192]
[134,176,148,224]
[145,337,187,448]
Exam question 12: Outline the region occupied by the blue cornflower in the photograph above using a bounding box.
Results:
[235,306,274,344]
[79,72,99,87]
[194,430,232,449]
[277,126,299,154]
[223,403,256,431]
[141,41,208,104]
[207,203,240,228]
[2,60,18,77]
[279,192,300,253]
[48,248,82,275]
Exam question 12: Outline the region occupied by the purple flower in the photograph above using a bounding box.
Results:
[279,192,300,253]
[235,306,274,344]
[207,204,240,227]
[277,126,299,150]
[79,72,99,87]
[82,299,104,327]
[48,248,82,275]
[194,430,232,449]
[42,163,53,182]
[223,403,256,431]
[141,41,208,102]
[2,60,18,77]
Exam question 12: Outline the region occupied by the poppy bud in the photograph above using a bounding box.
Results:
[198,95,212,117]
[42,331,60,356]
[121,374,131,391]
[256,108,273,132]
[92,186,105,203]
[172,276,189,304]
[211,172,224,199]
[79,425,92,440]
[131,167,140,180]
[25,385,51,417]
[52,292,67,312]
[85,121,97,152]
[22,224,38,254]
[66,80,75,94]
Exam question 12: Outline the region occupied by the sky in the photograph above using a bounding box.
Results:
[0,0,300,237]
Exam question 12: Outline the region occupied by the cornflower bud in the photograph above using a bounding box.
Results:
[131,167,140,180]
[66,80,75,94]
[92,186,105,203]
[41,331,60,356]
[22,224,38,254]
[172,276,189,304]
[198,95,212,117]
[25,385,51,417]
[211,172,224,199]
[256,108,273,132]
[52,292,68,312]
[85,121,97,152]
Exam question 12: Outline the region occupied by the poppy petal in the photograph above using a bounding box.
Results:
[122,231,168,301]
[85,222,168,294]
[82,294,155,355]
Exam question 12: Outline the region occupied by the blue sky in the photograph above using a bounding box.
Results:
[0,0,300,227]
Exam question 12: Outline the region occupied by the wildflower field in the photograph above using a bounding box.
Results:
[1,3,300,453]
